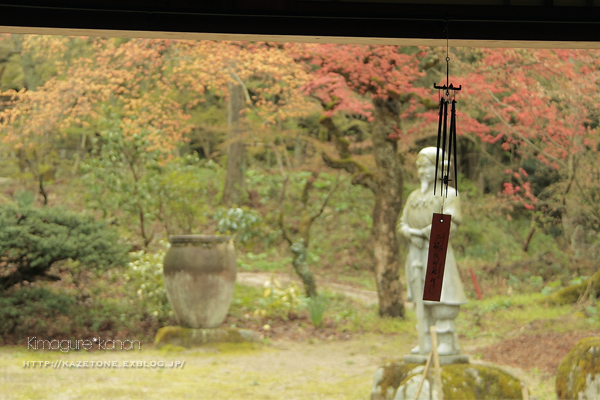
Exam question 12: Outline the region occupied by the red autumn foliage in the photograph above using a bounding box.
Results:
[462,48,600,209]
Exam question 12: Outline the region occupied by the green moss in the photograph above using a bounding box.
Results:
[154,326,260,349]
[546,268,600,306]
[154,326,190,348]
[377,361,419,396]
[214,342,261,353]
[546,282,587,305]
[439,366,477,400]
[214,328,247,343]
[332,157,372,175]
[439,364,522,400]
[335,135,351,147]
[556,337,600,400]
[588,268,600,298]
[380,362,523,400]
[158,344,187,353]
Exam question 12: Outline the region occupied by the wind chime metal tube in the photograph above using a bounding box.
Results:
[441,99,449,195]
[435,103,459,197]
[451,99,458,195]
[446,100,456,197]
[434,98,444,196]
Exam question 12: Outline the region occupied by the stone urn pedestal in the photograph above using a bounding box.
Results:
[155,235,259,348]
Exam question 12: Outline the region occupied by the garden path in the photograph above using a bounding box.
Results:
[237,272,380,306]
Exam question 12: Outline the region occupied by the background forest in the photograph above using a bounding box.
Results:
[0,34,599,360]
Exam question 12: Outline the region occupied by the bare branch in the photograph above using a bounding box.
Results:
[321,151,378,193]
[278,176,293,246]
[301,172,317,208]
[310,172,344,222]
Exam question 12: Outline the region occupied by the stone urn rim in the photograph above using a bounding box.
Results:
[168,235,232,244]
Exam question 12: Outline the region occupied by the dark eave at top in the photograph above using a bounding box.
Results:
[1,1,600,46]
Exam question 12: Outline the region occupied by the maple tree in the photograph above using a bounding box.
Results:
[286,43,439,317]
[0,34,93,203]
[462,48,600,248]
[172,41,313,126]
[0,37,192,206]
[0,36,194,245]
[2,36,191,152]
[0,37,318,248]
[170,41,316,205]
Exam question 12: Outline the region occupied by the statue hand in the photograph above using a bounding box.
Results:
[420,225,432,240]
[449,222,457,237]
[408,228,424,237]
[411,236,424,248]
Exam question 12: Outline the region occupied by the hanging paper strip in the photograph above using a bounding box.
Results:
[423,213,451,301]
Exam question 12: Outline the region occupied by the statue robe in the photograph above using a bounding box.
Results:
[397,187,468,306]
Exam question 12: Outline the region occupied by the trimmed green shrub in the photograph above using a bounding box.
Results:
[0,287,75,338]
[0,204,128,290]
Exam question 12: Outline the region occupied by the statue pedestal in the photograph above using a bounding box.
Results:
[154,326,260,349]
[371,360,525,400]
[403,353,469,365]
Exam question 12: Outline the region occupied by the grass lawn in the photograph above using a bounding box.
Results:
[0,336,405,400]
[2,296,596,400]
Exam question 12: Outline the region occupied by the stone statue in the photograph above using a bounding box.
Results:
[397,147,468,356]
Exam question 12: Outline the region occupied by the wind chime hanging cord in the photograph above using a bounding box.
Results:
[433,21,460,200]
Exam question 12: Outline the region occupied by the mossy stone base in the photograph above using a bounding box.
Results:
[371,362,420,400]
[154,326,260,349]
[371,360,525,400]
[545,267,600,305]
[556,337,600,400]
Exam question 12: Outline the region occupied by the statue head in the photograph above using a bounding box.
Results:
[416,147,451,185]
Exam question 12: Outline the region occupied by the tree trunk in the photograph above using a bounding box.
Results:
[223,82,246,206]
[278,174,321,298]
[319,102,405,318]
[371,98,405,318]
[290,240,318,298]
[38,175,48,206]
[522,225,535,252]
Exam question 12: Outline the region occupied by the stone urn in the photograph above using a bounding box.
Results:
[163,235,237,329]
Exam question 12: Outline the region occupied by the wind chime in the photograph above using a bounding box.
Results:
[423,27,461,303]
